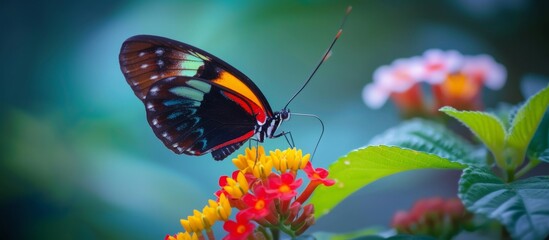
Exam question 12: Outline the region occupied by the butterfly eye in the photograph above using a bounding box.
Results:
[281,110,290,120]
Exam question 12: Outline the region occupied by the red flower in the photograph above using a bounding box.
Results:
[295,162,335,204]
[303,162,335,186]
[266,173,302,200]
[223,212,256,240]
[408,197,445,221]
[391,197,471,238]
[241,185,275,219]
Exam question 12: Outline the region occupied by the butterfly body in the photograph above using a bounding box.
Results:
[119,35,289,160]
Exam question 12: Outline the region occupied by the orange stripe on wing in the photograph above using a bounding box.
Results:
[212,71,267,121]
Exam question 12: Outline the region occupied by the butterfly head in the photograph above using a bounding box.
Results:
[278,109,291,121]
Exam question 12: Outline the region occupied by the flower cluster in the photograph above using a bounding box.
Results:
[391,197,472,239]
[166,147,335,240]
[363,49,506,116]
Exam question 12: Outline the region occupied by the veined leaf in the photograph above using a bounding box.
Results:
[306,228,380,240]
[459,167,549,240]
[369,118,484,166]
[508,85,549,148]
[508,85,549,166]
[440,106,507,167]
[311,146,465,218]
[527,111,549,162]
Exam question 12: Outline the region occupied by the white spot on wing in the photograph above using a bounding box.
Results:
[155,48,164,56]
[162,132,171,141]
[138,52,146,57]
[150,75,159,80]
[146,102,155,111]
[140,64,149,69]
[157,59,164,68]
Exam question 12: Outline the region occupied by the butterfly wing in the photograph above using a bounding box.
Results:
[119,35,274,160]
[119,35,273,122]
[145,76,260,160]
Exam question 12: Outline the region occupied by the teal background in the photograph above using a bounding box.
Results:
[1,1,548,239]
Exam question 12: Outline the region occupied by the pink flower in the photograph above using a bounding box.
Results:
[461,54,506,90]
[363,49,506,114]
[363,57,425,109]
[422,49,464,84]
[375,57,424,92]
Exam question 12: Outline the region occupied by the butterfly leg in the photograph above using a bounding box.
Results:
[272,131,295,149]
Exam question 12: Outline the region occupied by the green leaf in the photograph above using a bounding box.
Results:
[459,167,549,240]
[440,106,507,168]
[508,85,549,167]
[524,99,549,163]
[310,146,465,218]
[369,118,485,166]
[306,228,381,240]
[348,235,435,240]
[508,85,549,148]
[353,236,435,240]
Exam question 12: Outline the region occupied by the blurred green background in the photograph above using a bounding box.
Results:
[1,0,548,239]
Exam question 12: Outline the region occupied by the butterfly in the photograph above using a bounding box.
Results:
[119,9,348,161]
[119,35,293,160]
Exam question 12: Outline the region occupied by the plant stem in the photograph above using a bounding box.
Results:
[270,227,280,240]
[257,226,272,240]
[493,152,508,173]
[506,168,515,183]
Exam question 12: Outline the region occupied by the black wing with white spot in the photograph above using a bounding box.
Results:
[118,35,272,115]
[144,76,257,160]
[119,35,276,160]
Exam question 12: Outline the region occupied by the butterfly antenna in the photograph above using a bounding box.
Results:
[292,112,324,161]
[283,6,352,110]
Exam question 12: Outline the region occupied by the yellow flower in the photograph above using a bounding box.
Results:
[166,232,198,240]
[250,154,273,179]
[216,193,232,220]
[179,194,232,234]
[187,210,205,232]
[232,146,266,172]
[270,148,310,173]
[223,171,249,198]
